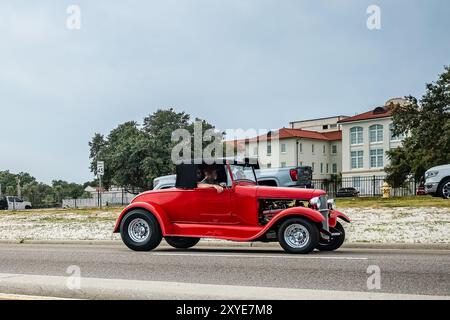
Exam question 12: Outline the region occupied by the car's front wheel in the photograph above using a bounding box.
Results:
[120,209,162,251]
[278,218,319,254]
[316,221,345,251]
[165,237,200,249]
[438,178,450,199]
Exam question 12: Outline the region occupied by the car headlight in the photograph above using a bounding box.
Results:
[425,170,439,178]
[309,197,320,210]
[327,199,336,210]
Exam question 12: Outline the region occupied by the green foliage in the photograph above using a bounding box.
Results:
[89,108,216,191]
[1,170,90,207]
[386,66,450,186]
[0,171,20,195]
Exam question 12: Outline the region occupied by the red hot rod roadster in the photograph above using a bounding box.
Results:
[113,158,350,254]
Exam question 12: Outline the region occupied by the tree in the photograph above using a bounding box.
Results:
[83,179,99,189]
[52,180,87,201]
[0,171,17,195]
[1,170,88,206]
[22,182,54,207]
[0,171,36,195]
[386,66,450,186]
[89,108,216,192]
[141,109,191,183]
[89,121,151,192]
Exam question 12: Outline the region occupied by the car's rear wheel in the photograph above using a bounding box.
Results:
[278,218,319,254]
[438,178,450,199]
[316,221,345,251]
[165,237,200,249]
[120,209,162,251]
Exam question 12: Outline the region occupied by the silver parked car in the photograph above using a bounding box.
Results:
[424,164,450,199]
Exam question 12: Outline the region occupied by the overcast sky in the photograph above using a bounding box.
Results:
[0,0,449,184]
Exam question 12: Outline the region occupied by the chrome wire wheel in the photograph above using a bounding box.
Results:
[284,224,310,249]
[442,181,450,199]
[128,218,151,243]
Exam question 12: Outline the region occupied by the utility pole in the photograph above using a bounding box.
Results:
[16,177,21,198]
[99,174,102,209]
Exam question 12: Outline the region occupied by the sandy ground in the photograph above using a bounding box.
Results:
[0,207,449,243]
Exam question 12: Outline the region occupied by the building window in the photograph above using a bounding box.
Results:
[267,141,272,156]
[322,125,329,130]
[281,143,286,153]
[312,144,315,153]
[326,163,329,174]
[332,163,337,174]
[370,149,384,168]
[330,124,337,129]
[332,144,337,154]
[267,163,272,168]
[299,161,303,166]
[312,162,315,171]
[369,124,383,143]
[390,123,405,141]
[253,146,258,156]
[320,163,323,173]
[299,143,303,153]
[351,150,364,169]
[281,162,286,168]
[322,145,326,154]
[350,127,363,145]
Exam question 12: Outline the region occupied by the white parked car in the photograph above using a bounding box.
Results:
[424,164,450,199]
[0,196,32,210]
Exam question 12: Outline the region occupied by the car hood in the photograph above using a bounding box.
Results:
[255,185,326,199]
[427,164,450,172]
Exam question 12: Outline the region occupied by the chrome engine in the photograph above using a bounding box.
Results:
[258,199,305,225]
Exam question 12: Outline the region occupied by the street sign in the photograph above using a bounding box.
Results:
[97,161,105,176]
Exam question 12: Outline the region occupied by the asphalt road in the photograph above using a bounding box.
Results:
[0,243,448,299]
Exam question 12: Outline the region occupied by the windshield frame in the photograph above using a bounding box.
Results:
[227,162,258,186]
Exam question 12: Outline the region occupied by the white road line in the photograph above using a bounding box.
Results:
[151,252,368,260]
[0,273,447,300]
[0,293,72,300]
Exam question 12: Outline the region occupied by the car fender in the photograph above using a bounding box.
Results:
[329,209,351,228]
[248,206,325,240]
[113,202,171,235]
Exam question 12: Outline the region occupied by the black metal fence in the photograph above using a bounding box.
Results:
[311,176,418,198]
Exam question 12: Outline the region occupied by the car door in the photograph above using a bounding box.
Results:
[191,187,234,224]
[14,197,24,210]
[6,197,14,210]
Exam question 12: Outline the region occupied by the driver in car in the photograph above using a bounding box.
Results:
[197,166,224,193]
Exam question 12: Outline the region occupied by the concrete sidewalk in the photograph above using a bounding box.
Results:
[0,239,449,250]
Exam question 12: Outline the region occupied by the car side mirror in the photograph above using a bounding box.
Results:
[219,182,227,188]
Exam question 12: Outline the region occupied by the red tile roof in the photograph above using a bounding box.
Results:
[231,128,342,143]
[321,130,342,140]
[279,128,342,141]
[338,105,393,123]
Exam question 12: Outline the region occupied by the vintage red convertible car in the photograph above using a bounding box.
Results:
[113,158,350,254]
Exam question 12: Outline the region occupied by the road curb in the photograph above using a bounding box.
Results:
[0,239,449,250]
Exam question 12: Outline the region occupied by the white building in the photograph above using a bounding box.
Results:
[338,98,407,189]
[290,115,348,132]
[240,117,344,179]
